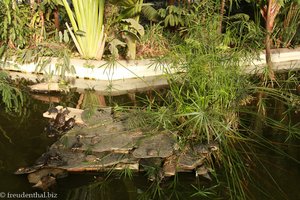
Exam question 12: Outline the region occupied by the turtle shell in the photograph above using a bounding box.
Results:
[54,112,65,128]
[47,107,58,115]
[62,117,76,132]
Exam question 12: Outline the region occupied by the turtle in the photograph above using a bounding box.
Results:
[34,150,65,167]
[44,118,58,138]
[46,150,66,166]
[90,135,101,145]
[62,107,71,115]
[15,167,38,174]
[28,168,68,191]
[47,106,58,115]
[71,135,83,150]
[146,149,158,156]
[32,173,56,191]
[54,109,66,129]
[62,115,76,132]
[195,165,211,181]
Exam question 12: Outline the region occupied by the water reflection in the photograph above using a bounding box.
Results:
[56,173,217,200]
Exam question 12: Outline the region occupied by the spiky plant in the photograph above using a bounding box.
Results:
[133,1,299,199]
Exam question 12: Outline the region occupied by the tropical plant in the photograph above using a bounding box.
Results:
[244,0,300,81]
[61,0,106,60]
[273,1,300,47]
[157,5,187,27]
[0,71,24,112]
[109,0,145,60]
[136,24,170,58]
[0,0,62,53]
[120,18,145,59]
[224,13,265,51]
[0,0,32,49]
[133,1,300,199]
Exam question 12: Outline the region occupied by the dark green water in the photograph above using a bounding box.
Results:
[0,96,299,200]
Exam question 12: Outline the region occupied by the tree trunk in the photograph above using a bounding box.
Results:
[219,0,226,34]
[168,0,175,5]
[264,0,281,82]
[265,27,274,81]
[54,7,60,31]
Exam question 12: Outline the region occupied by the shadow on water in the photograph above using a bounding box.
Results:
[0,93,299,200]
[0,99,54,193]
[248,135,300,200]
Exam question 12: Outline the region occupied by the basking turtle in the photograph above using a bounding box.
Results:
[54,109,66,129]
[146,149,158,157]
[195,165,211,181]
[27,168,68,191]
[32,173,56,191]
[62,116,76,132]
[47,106,58,115]
[62,107,70,115]
[34,150,65,167]
[71,135,83,150]
[44,118,58,138]
[15,167,38,174]
[35,152,51,167]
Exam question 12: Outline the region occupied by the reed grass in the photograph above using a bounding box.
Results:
[131,1,300,199]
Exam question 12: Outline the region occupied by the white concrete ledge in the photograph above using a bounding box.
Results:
[1,57,173,81]
[2,47,300,81]
[1,47,300,94]
[250,47,300,66]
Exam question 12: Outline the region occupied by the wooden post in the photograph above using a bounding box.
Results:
[54,7,60,31]
[128,92,137,106]
[219,0,226,34]
[76,93,84,109]
[98,95,107,107]
[37,0,44,42]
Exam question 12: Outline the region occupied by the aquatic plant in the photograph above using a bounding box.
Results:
[131,1,300,199]
[119,166,134,180]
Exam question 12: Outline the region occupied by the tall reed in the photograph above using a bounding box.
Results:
[136,1,299,199]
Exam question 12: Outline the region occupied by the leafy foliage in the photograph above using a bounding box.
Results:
[0,71,23,112]
[158,5,187,27]
[134,1,300,199]
[0,0,59,49]
[0,1,32,48]
[136,24,170,58]
[62,0,106,60]
[273,1,300,47]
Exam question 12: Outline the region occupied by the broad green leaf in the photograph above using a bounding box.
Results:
[108,38,126,57]
[142,5,159,21]
[122,18,145,36]
[59,31,63,43]
[63,30,69,43]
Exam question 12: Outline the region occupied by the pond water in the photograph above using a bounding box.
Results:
[0,94,299,200]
